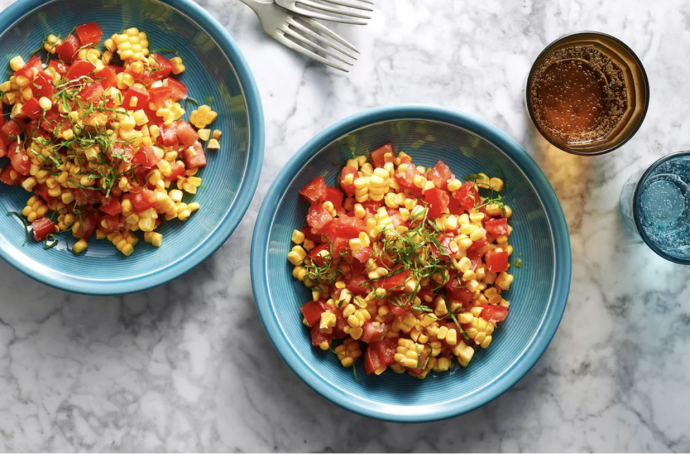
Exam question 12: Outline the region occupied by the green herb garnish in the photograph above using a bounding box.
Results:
[7,211,29,245]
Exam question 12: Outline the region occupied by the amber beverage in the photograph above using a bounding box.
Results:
[526,32,649,155]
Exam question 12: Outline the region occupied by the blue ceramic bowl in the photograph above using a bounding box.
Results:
[251,105,571,422]
[0,0,263,294]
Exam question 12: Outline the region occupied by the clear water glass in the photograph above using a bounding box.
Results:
[619,152,690,264]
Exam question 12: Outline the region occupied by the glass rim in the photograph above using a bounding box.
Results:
[526,30,650,156]
[633,151,690,265]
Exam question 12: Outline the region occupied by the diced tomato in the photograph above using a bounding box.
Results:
[8,142,30,176]
[453,181,481,211]
[20,97,43,120]
[379,270,411,291]
[164,78,187,100]
[33,184,55,205]
[364,338,397,374]
[131,188,158,212]
[122,85,150,111]
[306,242,330,266]
[0,165,22,185]
[388,303,408,317]
[332,309,349,338]
[158,124,178,147]
[148,86,173,109]
[167,160,186,180]
[324,186,344,214]
[444,274,473,304]
[125,64,152,85]
[99,197,122,216]
[78,82,104,103]
[468,237,489,254]
[73,213,98,239]
[360,200,384,218]
[14,56,42,80]
[360,321,388,344]
[332,237,349,256]
[56,35,81,64]
[447,195,464,215]
[0,120,22,143]
[104,65,123,76]
[175,120,198,147]
[334,215,366,238]
[346,274,369,296]
[485,250,509,273]
[427,160,454,190]
[394,160,421,190]
[94,66,117,89]
[31,217,57,241]
[74,187,101,205]
[66,60,95,81]
[306,204,334,234]
[184,142,207,169]
[49,60,67,76]
[76,22,102,45]
[352,246,372,263]
[132,145,162,168]
[39,108,62,132]
[301,301,325,327]
[310,324,332,347]
[340,166,358,195]
[485,217,510,237]
[149,53,173,80]
[430,234,455,258]
[100,214,121,233]
[300,176,327,204]
[110,142,134,165]
[480,305,508,324]
[424,187,450,218]
[31,72,54,99]
[142,102,163,127]
[369,142,395,169]
[467,252,481,271]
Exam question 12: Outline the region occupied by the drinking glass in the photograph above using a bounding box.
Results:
[526,31,650,156]
[620,152,690,264]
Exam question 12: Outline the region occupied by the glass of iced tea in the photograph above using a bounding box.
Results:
[526,32,649,155]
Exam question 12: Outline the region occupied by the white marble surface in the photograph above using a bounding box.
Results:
[0,0,689,451]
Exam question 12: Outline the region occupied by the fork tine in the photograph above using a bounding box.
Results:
[297,0,372,19]
[290,10,368,25]
[314,0,374,12]
[287,17,358,59]
[274,32,349,72]
[281,27,354,65]
[299,17,360,54]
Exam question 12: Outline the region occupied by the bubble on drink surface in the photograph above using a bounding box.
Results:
[639,176,686,227]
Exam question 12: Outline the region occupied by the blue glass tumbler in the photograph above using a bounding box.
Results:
[620,152,690,264]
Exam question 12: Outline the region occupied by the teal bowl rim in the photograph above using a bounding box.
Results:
[0,0,265,295]
[251,105,572,422]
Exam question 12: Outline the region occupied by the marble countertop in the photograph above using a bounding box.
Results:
[0,0,689,451]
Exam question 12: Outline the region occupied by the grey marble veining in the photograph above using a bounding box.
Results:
[0,0,689,451]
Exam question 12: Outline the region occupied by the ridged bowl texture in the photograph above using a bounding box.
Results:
[0,0,263,294]
[251,106,571,422]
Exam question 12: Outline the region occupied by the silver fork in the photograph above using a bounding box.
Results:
[274,0,373,25]
[239,0,359,72]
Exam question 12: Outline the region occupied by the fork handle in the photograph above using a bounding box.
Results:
[238,0,275,15]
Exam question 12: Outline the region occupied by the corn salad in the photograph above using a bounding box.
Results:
[0,22,223,255]
[289,143,515,378]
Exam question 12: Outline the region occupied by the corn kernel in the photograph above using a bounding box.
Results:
[72,239,88,254]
